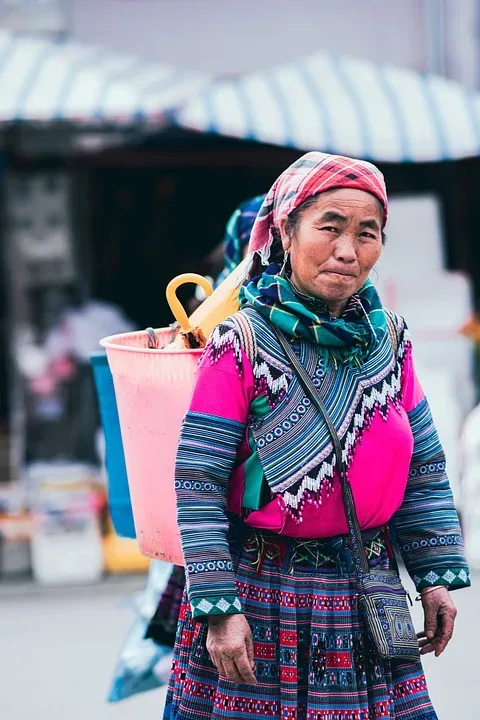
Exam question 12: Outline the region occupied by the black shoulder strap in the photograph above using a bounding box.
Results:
[272,326,369,575]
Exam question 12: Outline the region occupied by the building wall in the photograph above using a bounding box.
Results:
[70,0,429,75]
[443,0,478,88]
[68,0,479,84]
[0,1,476,83]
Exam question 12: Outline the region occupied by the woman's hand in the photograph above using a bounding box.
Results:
[417,586,457,657]
[207,614,257,685]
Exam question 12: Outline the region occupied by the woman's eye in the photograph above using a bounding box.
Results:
[359,232,376,240]
[321,226,339,233]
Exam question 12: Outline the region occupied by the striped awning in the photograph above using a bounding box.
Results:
[0,30,210,125]
[175,52,480,163]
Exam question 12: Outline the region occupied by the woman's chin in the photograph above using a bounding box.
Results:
[312,280,358,303]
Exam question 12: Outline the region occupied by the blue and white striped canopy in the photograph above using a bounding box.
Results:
[176,52,480,162]
[0,30,210,125]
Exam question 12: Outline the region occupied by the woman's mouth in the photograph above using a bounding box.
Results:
[323,271,356,279]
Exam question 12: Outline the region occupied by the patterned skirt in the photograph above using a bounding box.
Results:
[162,525,437,720]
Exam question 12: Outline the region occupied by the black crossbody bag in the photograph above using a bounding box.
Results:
[272,325,420,662]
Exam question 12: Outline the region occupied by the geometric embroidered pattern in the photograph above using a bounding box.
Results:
[385,606,417,644]
[243,530,387,574]
[240,307,407,520]
[191,596,242,617]
[414,567,470,591]
[400,534,464,554]
[409,460,446,478]
[186,559,234,575]
[175,306,470,625]
[358,570,420,660]
[163,542,439,720]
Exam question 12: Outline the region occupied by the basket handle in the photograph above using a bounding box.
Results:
[166,274,213,333]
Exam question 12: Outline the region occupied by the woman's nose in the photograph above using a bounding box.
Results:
[334,234,357,262]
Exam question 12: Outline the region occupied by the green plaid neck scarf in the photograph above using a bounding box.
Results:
[240,265,387,367]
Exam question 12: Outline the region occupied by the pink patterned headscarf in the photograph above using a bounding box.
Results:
[248,152,388,265]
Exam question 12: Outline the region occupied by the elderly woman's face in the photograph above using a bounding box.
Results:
[279,188,383,313]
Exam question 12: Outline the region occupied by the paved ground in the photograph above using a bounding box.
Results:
[0,573,477,720]
[0,576,165,720]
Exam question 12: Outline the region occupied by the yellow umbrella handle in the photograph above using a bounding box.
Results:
[166,273,214,333]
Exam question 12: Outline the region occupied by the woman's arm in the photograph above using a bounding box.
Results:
[175,320,255,621]
[391,318,470,592]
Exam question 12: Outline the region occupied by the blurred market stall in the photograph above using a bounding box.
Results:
[3,42,480,585]
[0,29,210,584]
[0,28,209,146]
[175,50,480,162]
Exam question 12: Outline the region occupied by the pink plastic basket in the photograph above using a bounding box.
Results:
[100,328,202,565]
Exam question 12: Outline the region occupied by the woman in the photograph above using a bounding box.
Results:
[189,194,267,313]
[146,193,266,647]
[164,153,470,720]
[215,193,267,286]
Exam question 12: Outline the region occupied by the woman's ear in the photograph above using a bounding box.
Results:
[279,216,292,252]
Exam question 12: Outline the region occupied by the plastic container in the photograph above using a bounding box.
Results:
[101,328,202,565]
[90,352,136,538]
[31,510,104,586]
[102,518,150,574]
[28,463,104,586]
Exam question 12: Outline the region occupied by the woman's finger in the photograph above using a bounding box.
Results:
[423,602,438,641]
[235,654,258,685]
[420,640,437,655]
[245,628,256,672]
[434,612,456,656]
[210,652,225,677]
[222,657,244,684]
